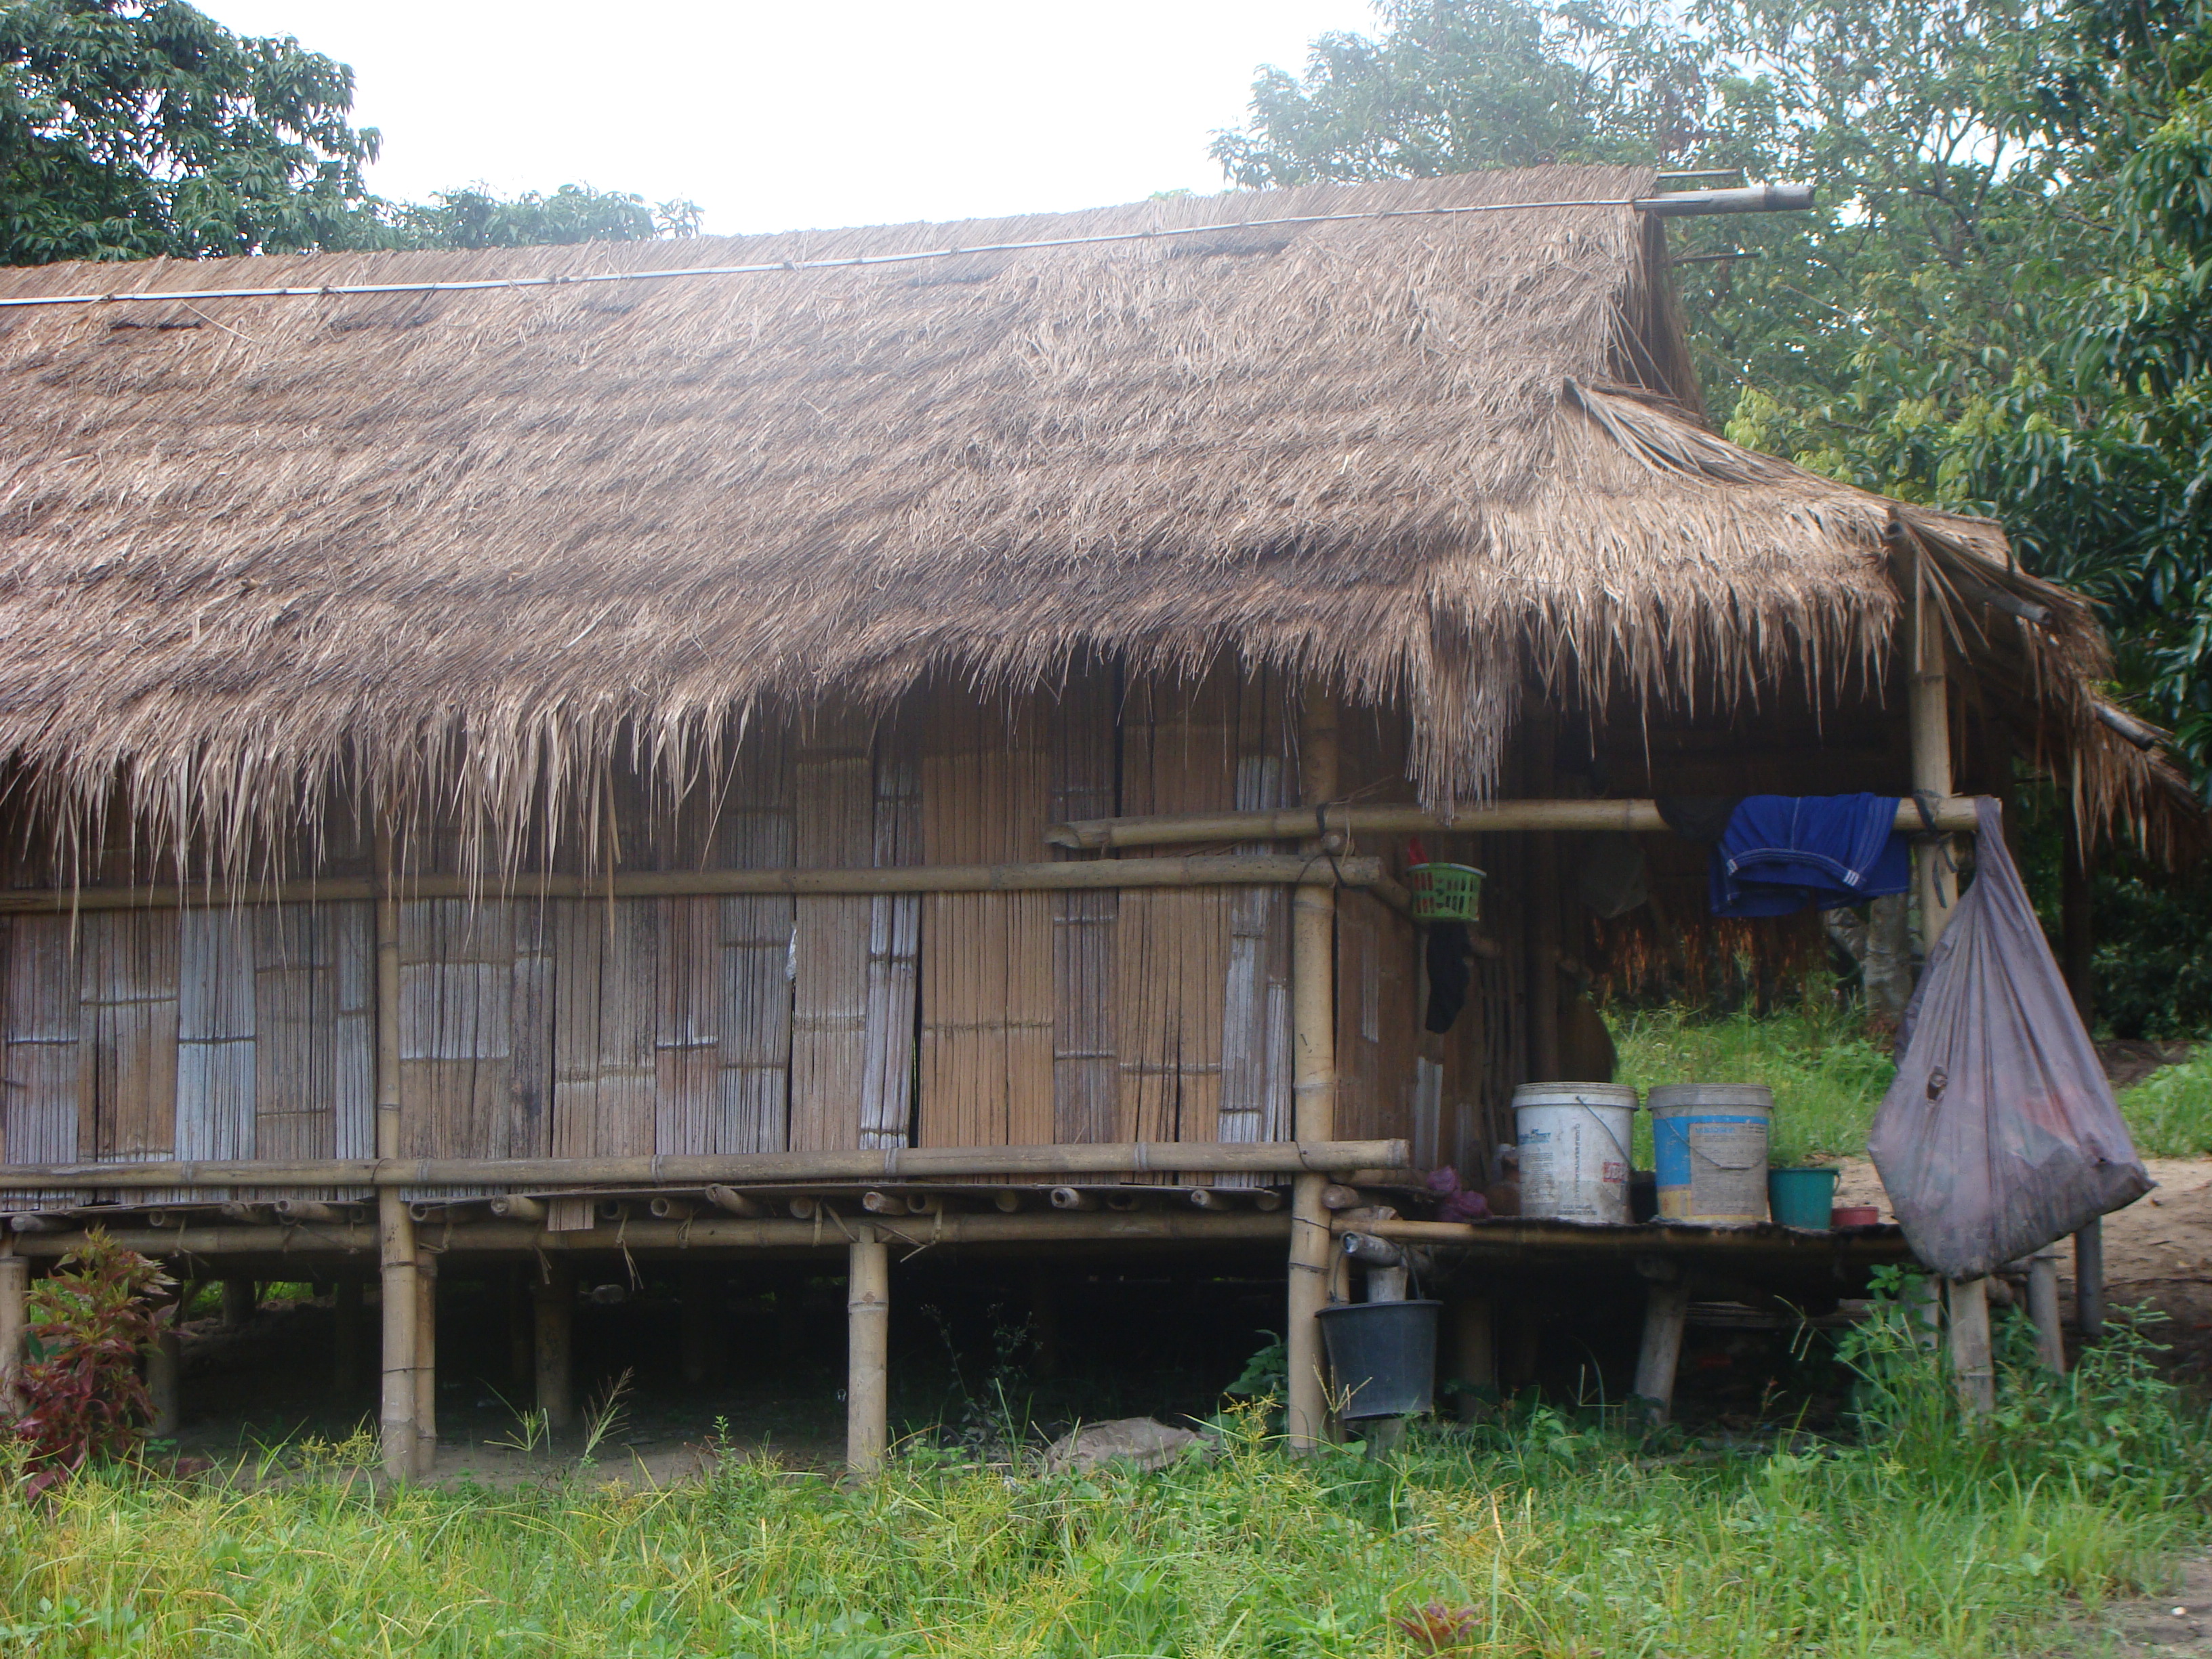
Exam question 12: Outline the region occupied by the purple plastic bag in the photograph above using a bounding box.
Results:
[1868,798,2151,1279]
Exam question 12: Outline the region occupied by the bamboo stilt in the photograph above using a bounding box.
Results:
[2075,1219,2106,1340]
[413,1249,437,1475]
[680,1266,716,1387]
[335,1278,365,1397]
[1,1250,28,1413]
[1945,1277,1994,1414]
[146,1325,182,1437]
[506,1268,533,1394]
[1631,1272,1690,1427]
[1286,684,1340,1454]
[1448,1295,1495,1421]
[375,819,422,1480]
[846,1227,890,1475]
[534,1259,577,1431]
[2027,1248,2066,1372]
[220,1277,255,1330]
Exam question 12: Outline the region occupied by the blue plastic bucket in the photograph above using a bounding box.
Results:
[1767,1167,1840,1230]
[1648,1084,1772,1224]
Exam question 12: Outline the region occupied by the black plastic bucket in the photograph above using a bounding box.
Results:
[1316,1299,1440,1419]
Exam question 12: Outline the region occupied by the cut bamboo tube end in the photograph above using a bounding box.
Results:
[489,1195,546,1222]
[1320,1183,1363,1210]
[273,1200,349,1224]
[1049,1187,1101,1211]
[649,1197,697,1221]
[7,1213,64,1234]
[861,1191,905,1215]
[1253,1191,1285,1212]
[906,1194,943,1216]
[992,1191,1027,1213]
[790,1197,820,1220]
[1188,1189,1231,1210]
[595,1200,630,1223]
[702,1186,762,1218]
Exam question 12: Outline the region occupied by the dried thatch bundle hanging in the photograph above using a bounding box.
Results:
[0,165,2188,879]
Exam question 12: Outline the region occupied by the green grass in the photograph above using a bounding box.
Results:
[1612,1001,1898,1165]
[1613,1001,2212,1164]
[1,1304,2205,1658]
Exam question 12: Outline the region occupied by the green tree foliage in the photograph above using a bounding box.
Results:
[0,0,699,263]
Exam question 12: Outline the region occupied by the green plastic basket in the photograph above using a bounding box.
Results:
[1404,862,1484,922]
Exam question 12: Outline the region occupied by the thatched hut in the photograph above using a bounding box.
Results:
[0,165,2191,1471]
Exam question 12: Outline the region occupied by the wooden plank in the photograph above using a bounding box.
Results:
[790,711,873,1153]
[2,915,84,1207]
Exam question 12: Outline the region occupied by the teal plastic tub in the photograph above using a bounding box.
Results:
[1767,1166,1839,1229]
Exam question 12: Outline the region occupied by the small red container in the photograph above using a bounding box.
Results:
[1830,1205,1881,1228]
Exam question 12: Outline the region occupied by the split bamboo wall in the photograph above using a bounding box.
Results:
[0,668,1479,1207]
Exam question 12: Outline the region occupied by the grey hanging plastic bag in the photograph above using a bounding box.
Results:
[1868,798,2150,1279]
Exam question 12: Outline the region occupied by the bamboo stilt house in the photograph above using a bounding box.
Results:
[0,165,2194,1466]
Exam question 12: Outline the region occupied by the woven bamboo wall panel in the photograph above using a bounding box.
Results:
[1,915,83,1206]
[1334,889,1418,1145]
[920,689,1052,1149]
[1049,665,1118,1142]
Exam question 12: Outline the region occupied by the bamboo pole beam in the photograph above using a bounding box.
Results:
[0,1249,26,1414]
[1334,1215,1917,1269]
[374,819,422,1481]
[847,1227,890,1475]
[0,1138,1408,1191]
[5,1211,1298,1256]
[1908,546,1960,950]
[0,855,1383,914]
[1046,797,1983,851]
[1286,684,1340,1456]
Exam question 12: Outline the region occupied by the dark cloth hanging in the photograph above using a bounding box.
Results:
[1425,921,1474,1033]
[1654,794,1744,844]
[1708,793,1911,917]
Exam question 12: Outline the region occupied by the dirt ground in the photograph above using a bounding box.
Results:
[1831,1155,2212,1374]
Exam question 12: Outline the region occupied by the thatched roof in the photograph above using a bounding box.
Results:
[0,164,2190,866]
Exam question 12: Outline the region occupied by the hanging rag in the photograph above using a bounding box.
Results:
[1708,793,1911,917]
[1868,797,2150,1277]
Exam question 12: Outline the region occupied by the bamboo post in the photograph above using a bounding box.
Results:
[220,1278,255,1330]
[374,818,422,1479]
[1286,684,1340,1454]
[1528,709,1561,1080]
[2075,1219,2106,1340]
[0,1249,24,1414]
[1945,1277,1994,1414]
[506,1267,533,1394]
[1908,546,1959,952]
[334,1278,365,1397]
[1448,1295,1496,1421]
[2060,796,2095,1027]
[413,1248,437,1473]
[2026,1247,2066,1372]
[1630,1265,1689,1427]
[846,1226,890,1475]
[680,1266,716,1387]
[534,1259,577,1431]
[147,1316,182,1439]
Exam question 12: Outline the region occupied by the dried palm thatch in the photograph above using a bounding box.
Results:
[0,164,2190,877]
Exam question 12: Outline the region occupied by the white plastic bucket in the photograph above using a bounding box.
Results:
[1513,1082,1638,1223]
[1648,1084,1772,1223]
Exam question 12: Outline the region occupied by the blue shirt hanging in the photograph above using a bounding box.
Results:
[1709,794,1911,917]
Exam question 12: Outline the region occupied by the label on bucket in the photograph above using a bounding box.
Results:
[1515,1103,1633,1223]
[1654,1113,1769,1223]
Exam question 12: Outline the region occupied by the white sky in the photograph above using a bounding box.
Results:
[199,1,1382,236]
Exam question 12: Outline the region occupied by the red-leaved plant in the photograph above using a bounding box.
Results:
[1393,1601,1483,1655]
[12,1230,173,1497]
